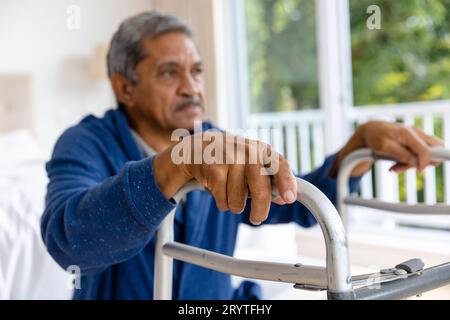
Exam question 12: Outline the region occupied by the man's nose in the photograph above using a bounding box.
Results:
[178,73,201,97]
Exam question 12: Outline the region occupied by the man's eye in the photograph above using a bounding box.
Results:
[161,70,177,77]
[192,67,203,79]
[193,67,203,75]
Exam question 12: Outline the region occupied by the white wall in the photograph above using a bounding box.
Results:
[0,0,151,155]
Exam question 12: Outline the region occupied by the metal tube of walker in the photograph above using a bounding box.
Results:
[337,147,450,226]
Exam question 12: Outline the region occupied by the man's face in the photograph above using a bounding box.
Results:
[130,32,205,131]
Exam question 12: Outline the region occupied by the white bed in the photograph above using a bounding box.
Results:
[0,130,71,300]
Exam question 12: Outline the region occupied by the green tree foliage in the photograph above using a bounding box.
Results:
[245,0,450,112]
[351,0,450,106]
[245,0,318,113]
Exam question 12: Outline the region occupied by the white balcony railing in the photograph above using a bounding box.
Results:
[247,100,450,207]
[247,110,325,176]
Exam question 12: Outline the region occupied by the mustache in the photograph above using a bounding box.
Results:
[174,97,203,111]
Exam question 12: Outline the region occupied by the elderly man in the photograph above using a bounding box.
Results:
[41,11,442,300]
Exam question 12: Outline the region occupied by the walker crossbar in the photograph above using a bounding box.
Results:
[162,241,327,287]
[337,147,450,225]
[344,198,450,215]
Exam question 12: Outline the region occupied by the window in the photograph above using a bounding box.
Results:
[349,0,450,206]
[244,0,319,113]
[350,0,450,106]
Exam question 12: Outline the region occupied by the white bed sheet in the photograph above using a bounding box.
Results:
[0,130,71,300]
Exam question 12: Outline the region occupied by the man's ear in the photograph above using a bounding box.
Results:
[111,74,136,108]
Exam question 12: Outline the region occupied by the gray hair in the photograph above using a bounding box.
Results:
[107,11,193,84]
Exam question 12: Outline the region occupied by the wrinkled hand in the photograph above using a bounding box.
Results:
[154,131,298,225]
[331,121,444,177]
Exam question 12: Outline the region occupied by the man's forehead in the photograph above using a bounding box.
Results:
[142,33,201,64]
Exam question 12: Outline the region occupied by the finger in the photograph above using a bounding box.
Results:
[410,128,444,168]
[227,164,247,214]
[271,155,297,204]
[258,144,297,204]
[207,166,229,212]
[272,197,287,205]
[412,127,444,147]
[389,156,441,173]
[378,139,418,167]
[431,161,441,167]
[411,128,445,167]
[255,145,287,205]
[399,128,431,171]
[245,164,272,225]
[389,163,413,173]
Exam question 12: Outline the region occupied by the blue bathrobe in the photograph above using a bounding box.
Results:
[41,108,360,300]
